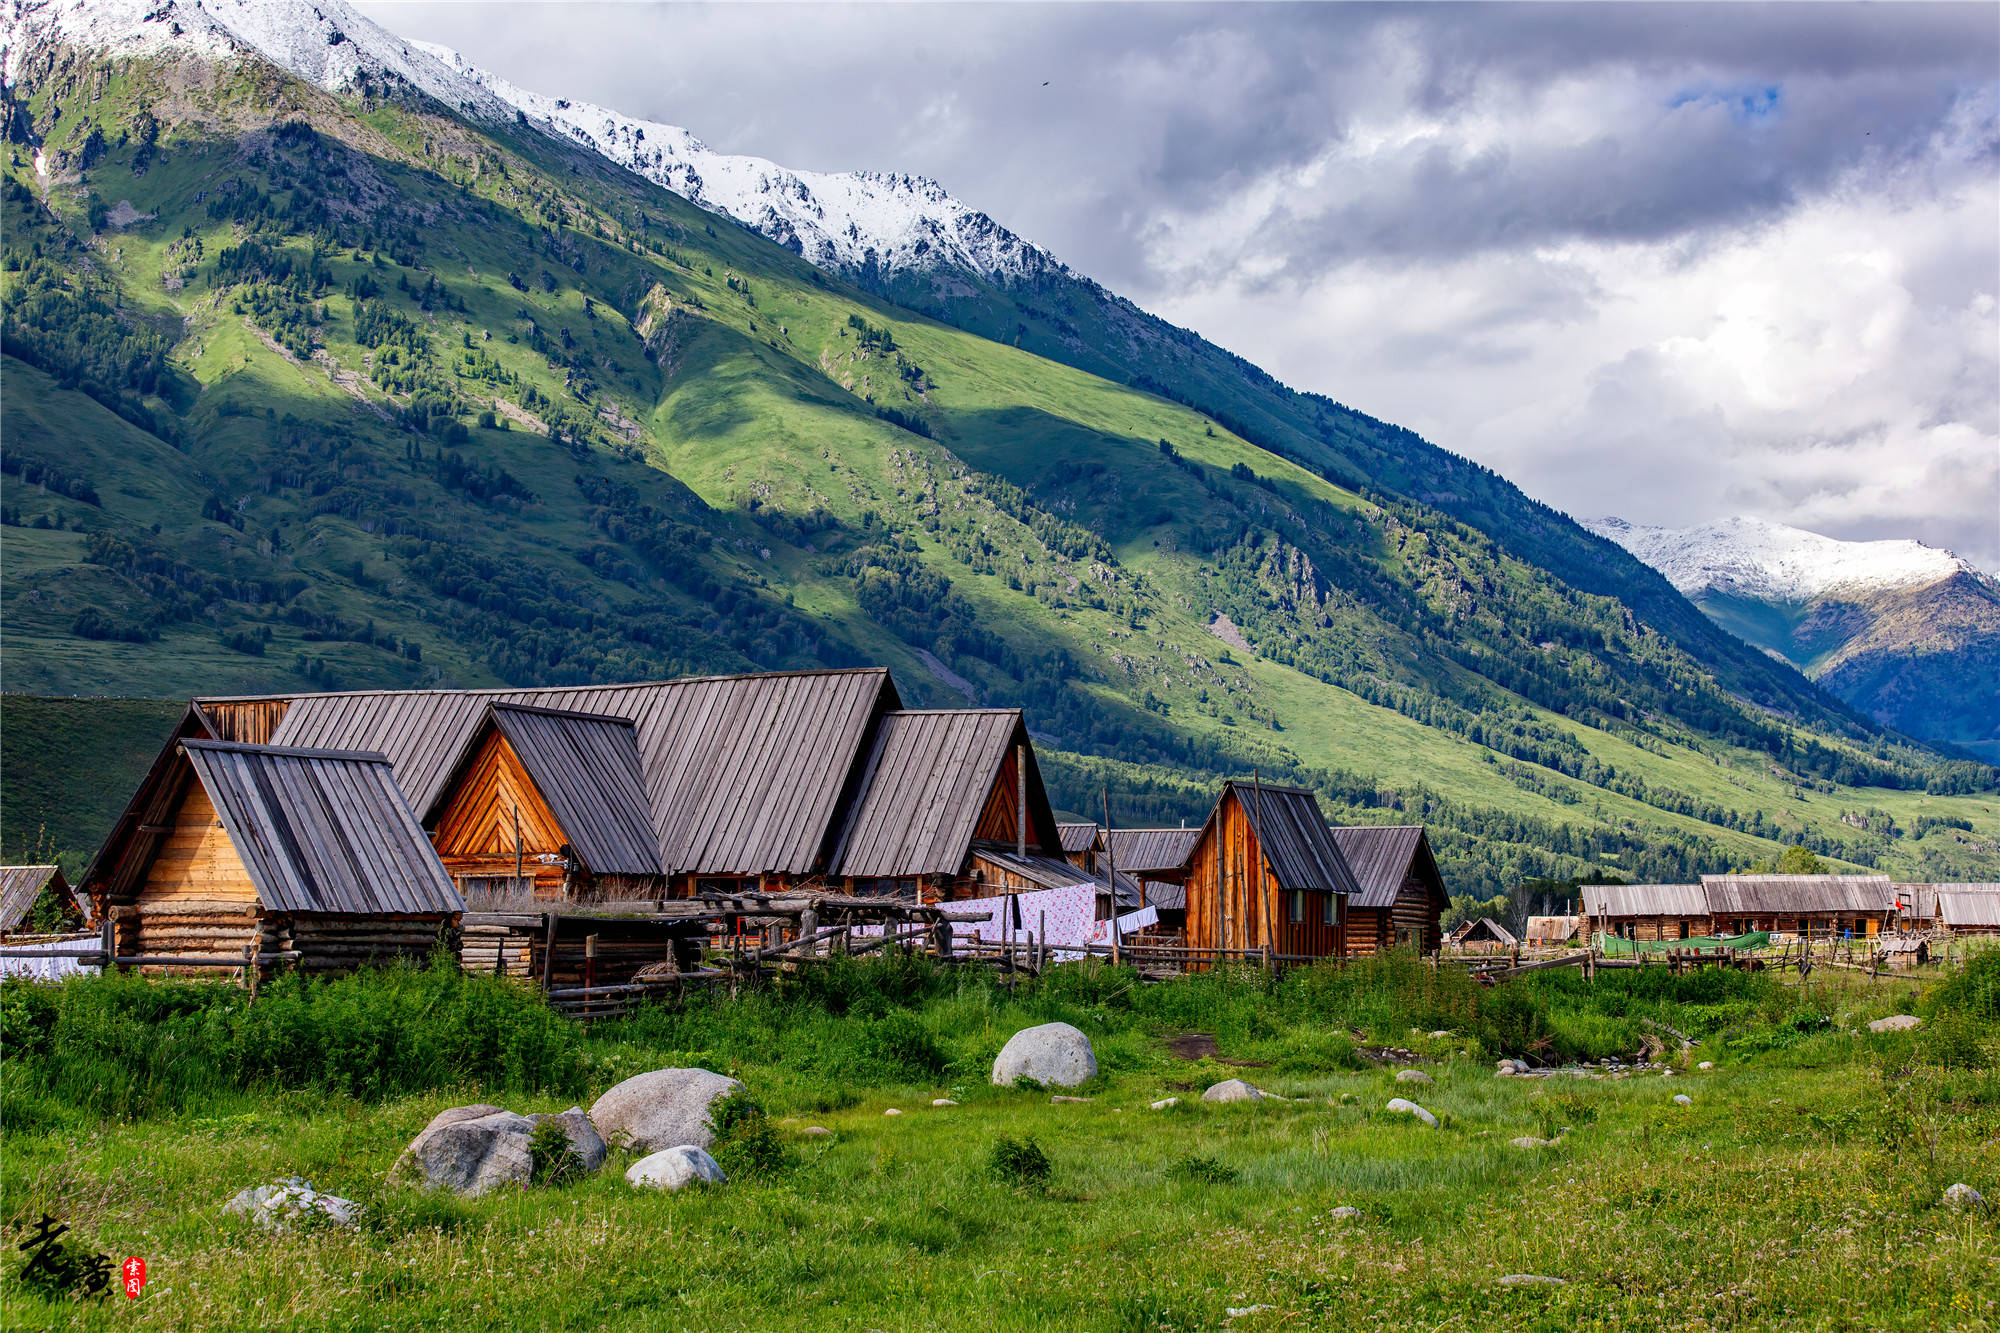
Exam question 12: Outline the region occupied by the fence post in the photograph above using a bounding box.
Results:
[101,913,116,972]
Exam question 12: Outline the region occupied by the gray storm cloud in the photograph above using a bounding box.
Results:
[360,2,2000,567]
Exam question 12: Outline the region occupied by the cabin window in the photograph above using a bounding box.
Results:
[1288,889,1305,923]
[1321,893,1336,927]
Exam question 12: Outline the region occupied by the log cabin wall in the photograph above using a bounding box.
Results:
[1186,790,1264,953]
[429,732,572,897]
[1392,876,1442,952]
[1346,906,1393,956]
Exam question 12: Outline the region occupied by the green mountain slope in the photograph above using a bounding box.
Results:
[2,38,1995,891]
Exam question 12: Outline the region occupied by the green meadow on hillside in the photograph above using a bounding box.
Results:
[1,954,1995,1330]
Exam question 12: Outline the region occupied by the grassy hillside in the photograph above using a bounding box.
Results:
[1,41,1995,891]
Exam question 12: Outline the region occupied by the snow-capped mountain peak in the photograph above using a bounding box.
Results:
[414,40,1066,286]
[1588,515,1977,603]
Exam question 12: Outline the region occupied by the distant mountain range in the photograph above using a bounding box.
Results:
[1589,517,1999,760]
[2,0,1994,891]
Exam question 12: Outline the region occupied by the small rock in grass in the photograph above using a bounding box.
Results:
[1499,1273,1565,1287]
[883,1108,903,1117]
[1051,1095,1091,1104]
[1394,1069,1432,1085]
[223,1178,363,1230]
[800,1126,832,1138]
[1224,1304,1276,1318]
[1944,1183,1986,1210]
[1510,1136,1559,1149]
[990,1021,1097,1088]
[1869,1015,1922,1033]
[931,1099,958,1107]
[1329,1206,1361,1219]
[1202,1079,1268,1104]
[1697,1061,1714,1070]
[625,1146,725,1191]
[1495,1068,1514,1078]
[1672,1094,1693,1106]
[1150,1097,1180,1110]
[1428,1030,1452,1038]
[1385,1098,1437,1128]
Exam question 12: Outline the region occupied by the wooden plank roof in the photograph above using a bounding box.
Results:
[1700,874,1894,915]
[1936,891,2000,929]
[1057,822,1100,854]
[1326,824,1436,910]
[1102,827,1202,877]
[974,850,1143,908]
[1580,883,1709,919]
[0,865,81,931]
[1143,879,1187,911]
[1899,882,2000,920]
[180,740,464,916]
[828,710,1061,879]
[1454,917,1517,946]
[246,669,899,878]
[1202,781,1359,896]
[428,704,661,877]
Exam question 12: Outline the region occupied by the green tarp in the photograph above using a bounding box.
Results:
[1594,931,1771,956]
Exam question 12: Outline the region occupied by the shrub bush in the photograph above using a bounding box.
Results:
[987,1135,1052,1188]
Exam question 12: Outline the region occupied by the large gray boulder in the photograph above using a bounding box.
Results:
[223,1177,362,1230]
[528,1106,608,1174]
[626,1146,726,1191]
[990,1022,1097,1088]
[590,1068,743,1153]
[402,1108,533,1196]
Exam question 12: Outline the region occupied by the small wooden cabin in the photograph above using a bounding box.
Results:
[1057,823,1101,871]
[1580,883,1711,942]
[0,865,88,937]
[1183,781,1357,960]
[1327,824,1446,955]
[82,740,464,975]
[1932,889,2000,935]
[1523,915,1581,946]
[1700,874,1894,939]
[423,703,663,901]
[1451,917,1518,952]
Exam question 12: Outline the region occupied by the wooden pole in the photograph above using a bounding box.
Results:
[1103,784,1122,967]
[1252,769,1270,957]
[540,911,560,993]
[1214,788,1226,971]
[100,912,116,974]
[513,804,523,889]
[1015,743,1027,860]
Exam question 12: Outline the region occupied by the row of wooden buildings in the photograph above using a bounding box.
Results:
[63,669,1451,975]
[1579,875,2000,941]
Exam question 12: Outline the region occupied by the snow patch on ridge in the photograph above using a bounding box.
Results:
[1588,515,1976,602]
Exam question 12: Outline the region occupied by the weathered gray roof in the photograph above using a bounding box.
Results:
[1936,892,2000,929]
[829,710,1060,878]
[1206,781,1359,896]
[1581,883,1709,919]
[253,669,898,877]
[1057,822,1100,854]
[1455,917,1517,946]
[1326,825,1441,910]
[1898,883,2000,920]
[431,704,660,877]
[0,865,82,931]
[1101,827,1202,877]
[1700,874,1894,915]
[180,740,464,916]
[1144,879,1187,911]
[973,850,1142,908]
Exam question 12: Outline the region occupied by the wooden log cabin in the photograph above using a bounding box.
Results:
[1099,828,1202,938]
[1699,874,1895,939]
[1057,823,1101,871]
[80,740,463,975]
[1326,824,1446,955]
[1580,883,1711,942]
[824,708,1133,910]
[1183,780,1358,960]
[422,703,663,901]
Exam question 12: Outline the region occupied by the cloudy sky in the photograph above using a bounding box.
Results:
[360,1,2000,568]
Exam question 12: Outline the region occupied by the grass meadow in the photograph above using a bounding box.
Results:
[2,953,1995,1331]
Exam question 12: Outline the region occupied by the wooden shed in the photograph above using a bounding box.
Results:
[1327,824,1445,956]
[0,865,88,937]
[1057,822,1101,871]
[1581,883,1711,942]
[826,708,1069,902]
[82,740,464,975]
[1932,889,2000,934]
[1451,917,1518,951]
[1897,883,2000,930]
[1523,915,1582,945]
[423,703,662,901]
[1699,874,1894,939]
[1183,781,1357,961]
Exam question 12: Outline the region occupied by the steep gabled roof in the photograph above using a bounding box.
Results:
[1198,781,1359,896]
[249,669,898,877]
[1700,874,1894,915]
[1057,822,1100,854]
[180,740,463,915]
[0,865,84,932]
[1101,827,1202,877]
[1455,917,1517,946]
[428,704,660,877]
[829,710,1061,878]
[1326,825,1442,910]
